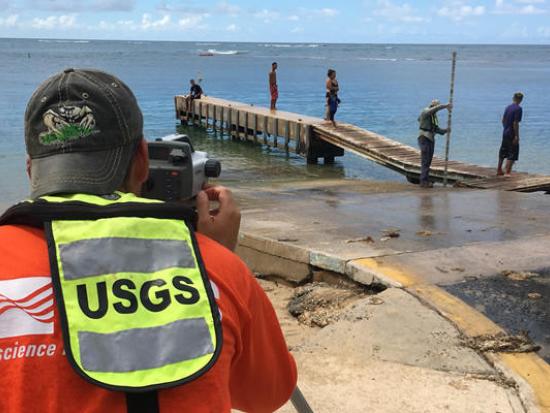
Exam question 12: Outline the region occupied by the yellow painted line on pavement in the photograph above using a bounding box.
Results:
[410,284,502,337]
[497,353,550,410]
[352,258,423,287]
[352,258,550,413]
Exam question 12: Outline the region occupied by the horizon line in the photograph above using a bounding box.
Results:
[1,35,550,47]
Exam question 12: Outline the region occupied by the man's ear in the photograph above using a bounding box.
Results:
[26,157,31,179]
[133,138,149,185]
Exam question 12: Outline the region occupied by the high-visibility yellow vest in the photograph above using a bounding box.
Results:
[0,192,222,392]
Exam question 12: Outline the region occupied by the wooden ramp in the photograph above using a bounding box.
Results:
[314,123,550,192]
[174,95,550,193]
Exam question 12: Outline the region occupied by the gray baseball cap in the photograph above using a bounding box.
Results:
[25,68,143,198]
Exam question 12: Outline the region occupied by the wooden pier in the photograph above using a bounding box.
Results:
[175,95,550,193]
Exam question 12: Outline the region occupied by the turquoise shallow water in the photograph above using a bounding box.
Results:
[1,39,550,203]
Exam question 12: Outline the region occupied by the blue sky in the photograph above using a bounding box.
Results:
[1,0,550,43]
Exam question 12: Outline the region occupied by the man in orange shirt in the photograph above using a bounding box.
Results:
[0,68,296,413]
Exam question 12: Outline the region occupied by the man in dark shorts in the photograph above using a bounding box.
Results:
[497,92,524,176]
[269,62,278,110]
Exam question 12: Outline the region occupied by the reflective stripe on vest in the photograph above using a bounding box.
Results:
[432,114,439,129]
[35,192,221,392]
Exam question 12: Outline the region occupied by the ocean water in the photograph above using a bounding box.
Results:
[1,39,550,203]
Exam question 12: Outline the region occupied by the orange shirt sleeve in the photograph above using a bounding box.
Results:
[196,234,297,413]
[229,272,297,413]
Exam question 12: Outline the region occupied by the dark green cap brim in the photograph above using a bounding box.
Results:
[29,144,134,199]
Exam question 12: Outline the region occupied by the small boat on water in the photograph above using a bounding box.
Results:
[199,52,215,57]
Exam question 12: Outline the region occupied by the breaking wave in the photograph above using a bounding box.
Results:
[38,39,90,44]
[202,49,241,55]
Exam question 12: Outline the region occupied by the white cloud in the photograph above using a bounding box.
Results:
[97,18,136,30]
[288,14,300,21]
[518,4,546,13]
[537,26,550,36]
[316,8,339,17]
[93,0,135,11]
[290,26,303,33]
[156,1,206,13]
[31,14,76,29]
[437,2,486,21]
[96,12,206,31]
[0,14,18,28]
[373,0,428,23]
[216,1,240,16]
[253,9,280,22]
[26,0,135,12]
[493,0,548,14]
[226,23,238,32]
[141,13,171,29]
[178,14,205,29]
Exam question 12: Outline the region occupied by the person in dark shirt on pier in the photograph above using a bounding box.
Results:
[189,79,203,100]
[269,62,278,111]
[186,79,203,114]
[325,69,340,127]
[417,99,452,188]
[497,92,524,176]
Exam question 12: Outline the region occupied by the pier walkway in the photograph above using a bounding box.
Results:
[175,95,550,193]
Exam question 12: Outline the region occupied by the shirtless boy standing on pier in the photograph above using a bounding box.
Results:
[269,62,278,111]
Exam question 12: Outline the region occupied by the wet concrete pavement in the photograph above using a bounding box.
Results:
[237,181,550,254]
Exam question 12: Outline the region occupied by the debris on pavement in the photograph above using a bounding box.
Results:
[416,230,433,237]
[382,228,401,238]
[466,332,541,354]
[277,237,299,243]
[527,292,542,300]
[288,283,364,328]
[346,236,375,244]
[501,270,539,281]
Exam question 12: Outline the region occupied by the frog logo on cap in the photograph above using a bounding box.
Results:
[39,104,98,145]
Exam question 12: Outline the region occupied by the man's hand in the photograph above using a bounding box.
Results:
[446,103,453,110]
[196,185,241,251]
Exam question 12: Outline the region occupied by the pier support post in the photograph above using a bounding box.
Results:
[220,106,224,135]
[273,118,278,148]
[295,123,302,154]
[190,100,196,125]
[235,110,240,140]
[263,116,268,144]
[253,114,258,143]
[284,120,290,152]
[205,104,209,129]
[213,105,217,130]
[231,108,235,139]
